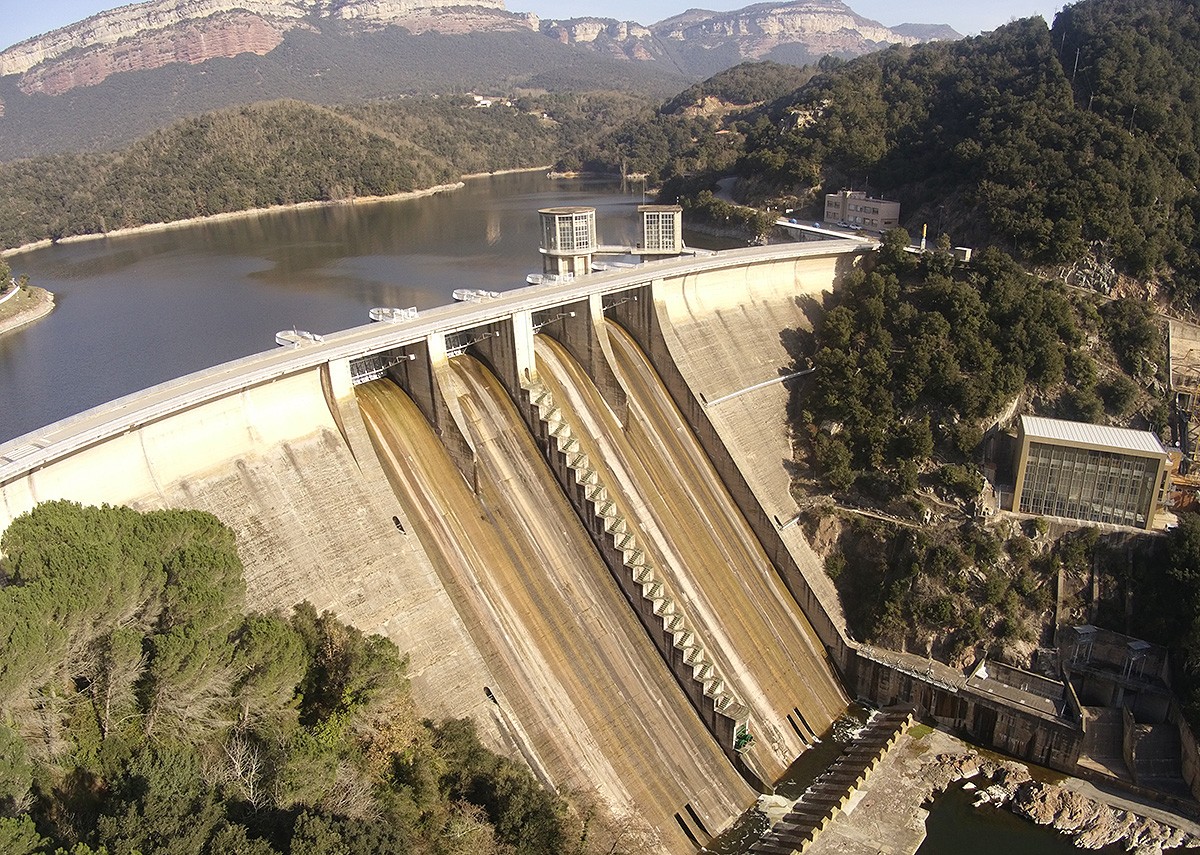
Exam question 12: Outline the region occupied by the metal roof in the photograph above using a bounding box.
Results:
[1021,415,1166,456]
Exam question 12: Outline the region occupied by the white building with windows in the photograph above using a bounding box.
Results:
[638,204,683,255]
[538,207,596,278]
[1012,415,1169,530]
[824,190,900,231]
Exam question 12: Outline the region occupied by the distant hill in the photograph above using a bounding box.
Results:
[0,0,957,160]
[889,22,963,41]
[0,93,647,250]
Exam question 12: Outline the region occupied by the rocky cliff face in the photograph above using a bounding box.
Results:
[0,0,511,89]
[653,0,917,47]
[549,0,955,78]
[652,0,935,72]
[1,1,304,77]
[540,17,660,62]
[16,12,297,96]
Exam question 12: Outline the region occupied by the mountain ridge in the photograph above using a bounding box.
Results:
[0,0,958,160]
[1,0,958,94]
[0,0,511,77]
[539,0,958,77]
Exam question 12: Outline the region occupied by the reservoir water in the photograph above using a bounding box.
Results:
[0,172,734,442]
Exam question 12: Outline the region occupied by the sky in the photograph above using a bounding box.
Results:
[0,0,1065,54]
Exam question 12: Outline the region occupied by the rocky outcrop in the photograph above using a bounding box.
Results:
[1,1,306,77]
[330,0,506,22]
[1011,783,1195,853]
[924,751,1199,855]
[544,1,957,78]
[0,0,509,82]
[539,17,660,62]
[17,12,296,96]
[367,7,537,36]
[652,0,919,58]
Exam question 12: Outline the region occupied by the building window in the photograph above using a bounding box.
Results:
[1019,442,1155,526]
[573,213,592,250]
[643,211,676,252]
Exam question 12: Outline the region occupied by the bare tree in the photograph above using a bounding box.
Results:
[217,733,266,808]
[319,761,378,820]
[92,628,147,738]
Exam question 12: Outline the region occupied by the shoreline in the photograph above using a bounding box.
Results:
[1,165,552,259]
[0,286,55,337]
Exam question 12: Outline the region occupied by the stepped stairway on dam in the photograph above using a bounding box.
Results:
[521,372,751,733]
[750,711,914,855]
[532,331,849,773]
[356,366,753,853]
[352,318,852,850]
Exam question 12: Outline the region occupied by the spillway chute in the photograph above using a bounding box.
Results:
[532,327,849,781]
[354,369,752,852]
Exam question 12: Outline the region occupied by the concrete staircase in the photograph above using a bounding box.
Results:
[524,377,749,725]
[1130,723,1188,794]
[750,711,914,855]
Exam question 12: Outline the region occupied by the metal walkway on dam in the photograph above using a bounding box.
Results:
[0,240,876,852]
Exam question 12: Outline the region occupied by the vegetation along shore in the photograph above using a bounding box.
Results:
[0,254,54,335]
[0,285,55,337]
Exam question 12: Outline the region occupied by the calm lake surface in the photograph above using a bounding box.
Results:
[1,172,735,442]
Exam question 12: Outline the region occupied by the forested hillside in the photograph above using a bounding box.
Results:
[558,61,816,180]
[0,25,685,161]
[0,93,647,250]
[575,0,1200,301]
[738,0,1200,289]
[802,234,1164,499]
[0,502,576,855]
[791,234,1164,660]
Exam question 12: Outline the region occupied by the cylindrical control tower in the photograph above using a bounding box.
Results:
[539,206,596,279]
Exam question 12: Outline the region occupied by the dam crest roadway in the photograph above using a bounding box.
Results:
[0,237,985,852]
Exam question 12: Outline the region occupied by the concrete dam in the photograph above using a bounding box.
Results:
[0,242,870,851]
